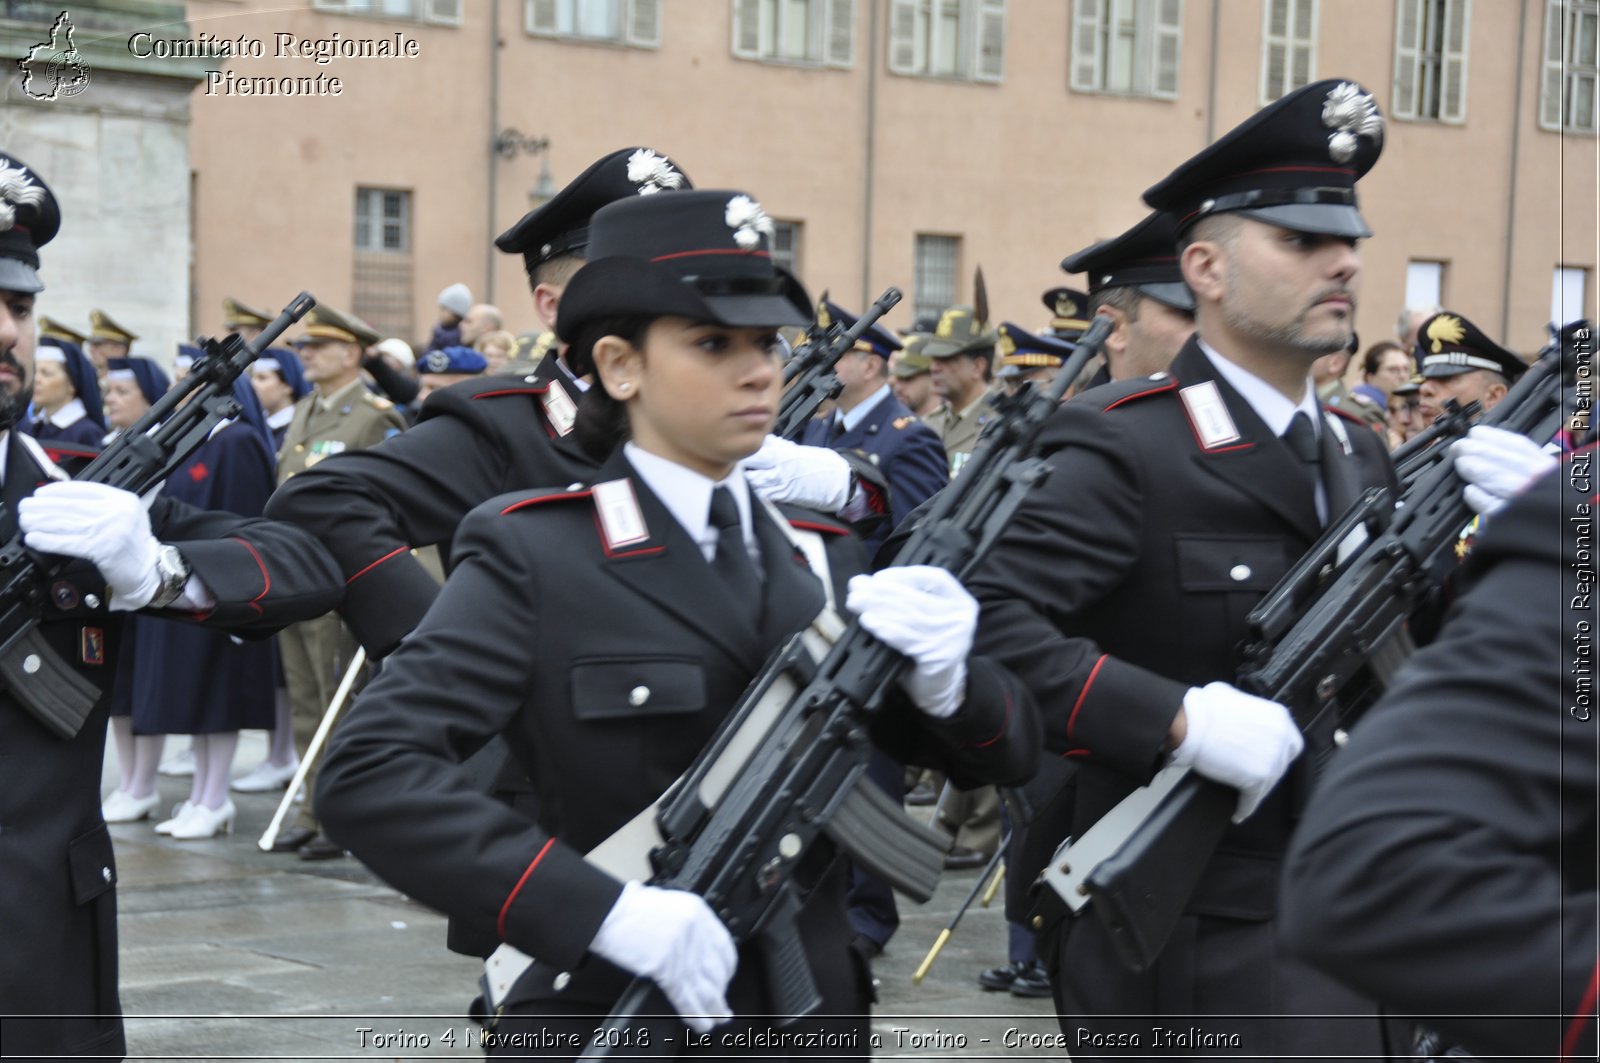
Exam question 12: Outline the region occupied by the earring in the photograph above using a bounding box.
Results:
[617,382,631,393]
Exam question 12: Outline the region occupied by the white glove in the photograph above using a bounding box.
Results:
[743,435,852,513]
[588,882,737,1033]
[1169,682,1304,823]
[1452,424,1558,516]
[18,481,162,611]
[845,566,975,719]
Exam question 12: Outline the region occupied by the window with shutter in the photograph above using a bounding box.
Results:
[626,0,660,45]
[1540,0,1599,132]
[1069,0,1180,99]
[524,0,658,45]
[1393,0,1422,118]
[888,0,920,72]
[314,0,462,23]
[1260,0,1316,103]
[730,0,853,65]
[880,0,1003,81]
[827,0,856,65]
[974,0,1005,81]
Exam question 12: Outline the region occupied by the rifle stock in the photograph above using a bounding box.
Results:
[1048,322,1580,973]
[0,292,315,738]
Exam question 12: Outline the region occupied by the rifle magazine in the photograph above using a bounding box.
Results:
[2,625,99,739]
[822,778,945,903]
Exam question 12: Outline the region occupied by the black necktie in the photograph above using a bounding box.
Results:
[709,487,761,615]
[828,415,846,443]
[1283,411,1321,469]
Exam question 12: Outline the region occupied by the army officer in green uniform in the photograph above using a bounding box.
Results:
[274,304,406,860]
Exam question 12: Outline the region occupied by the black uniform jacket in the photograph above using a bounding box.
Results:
[1281,457,1598,1061]
[265,354,588,657]
[966,336,1395,918]
[0,434,343,1061]
[316,449,1038,1012]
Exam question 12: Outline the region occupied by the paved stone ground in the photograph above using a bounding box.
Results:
[108,740,1065,1061]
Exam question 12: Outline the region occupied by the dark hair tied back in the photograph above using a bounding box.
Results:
[568,316,652,461]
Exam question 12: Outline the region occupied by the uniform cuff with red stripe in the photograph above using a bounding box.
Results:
[495,838,626,971]
[1062,655,1190,780]
[340,549,443,658]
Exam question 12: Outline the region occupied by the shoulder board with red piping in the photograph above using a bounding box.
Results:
[497,484,593,516]
[775,503,851,536]
[1096,371,1179,413]
[1321,403,1368,427]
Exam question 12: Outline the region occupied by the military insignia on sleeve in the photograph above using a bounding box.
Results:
[80,626,105,666]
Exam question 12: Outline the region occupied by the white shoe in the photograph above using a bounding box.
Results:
[158,748,197,777]
[169,799,235,840]
[102,790,160,823]
[231,759,299,793]
[155,801,196,835]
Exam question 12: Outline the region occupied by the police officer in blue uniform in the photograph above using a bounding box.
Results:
[798,301,946,555]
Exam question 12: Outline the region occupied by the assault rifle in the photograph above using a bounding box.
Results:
[775,287,901,439]
[1041,321,1579,974]
[0,293,315,740]
[554,316,1112,1057]
[1392,397,1480,488]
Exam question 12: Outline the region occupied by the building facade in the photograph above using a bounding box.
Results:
[21,0,1599,357]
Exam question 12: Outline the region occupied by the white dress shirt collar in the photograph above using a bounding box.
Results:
[623,442,754,564]
[837,384,891,434]
[1197,338,1321,438]
[44,398,88,429]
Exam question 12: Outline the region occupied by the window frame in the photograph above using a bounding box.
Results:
[1541,0,1599,133]
[913,233,961,325]
[354,187,412,255]
[524,0,662,48]
[311,0,463,26]
[1068,0,1182,101]
[1259,0,1319,104]
[731,0,856,67]
[1393,0,1471,123]
[886,0,1006,84]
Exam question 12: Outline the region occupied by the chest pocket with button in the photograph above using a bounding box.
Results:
[569,656,706,720]
[1174,534,1295,648]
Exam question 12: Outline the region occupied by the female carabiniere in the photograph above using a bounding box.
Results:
[317,190,1038,1058]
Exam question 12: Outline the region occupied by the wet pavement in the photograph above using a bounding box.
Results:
[108,743,1063,1061]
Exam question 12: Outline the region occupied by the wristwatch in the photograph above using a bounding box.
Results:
[147,544,192,610]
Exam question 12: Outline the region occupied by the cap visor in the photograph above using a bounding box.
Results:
[1243,203,1372,239]
[923,339,970,358]
[699,292,810,330]
[1419,364,1472,379]
[0,258,43,294]
[1139,281,1195,312]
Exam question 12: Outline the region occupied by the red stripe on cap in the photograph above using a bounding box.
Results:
[1066,655,1107,741]
[347,546,409,585]
[498,838,556,940]
[651,248,771,263]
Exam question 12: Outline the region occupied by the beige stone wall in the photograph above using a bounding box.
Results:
[182,0,1596,355]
